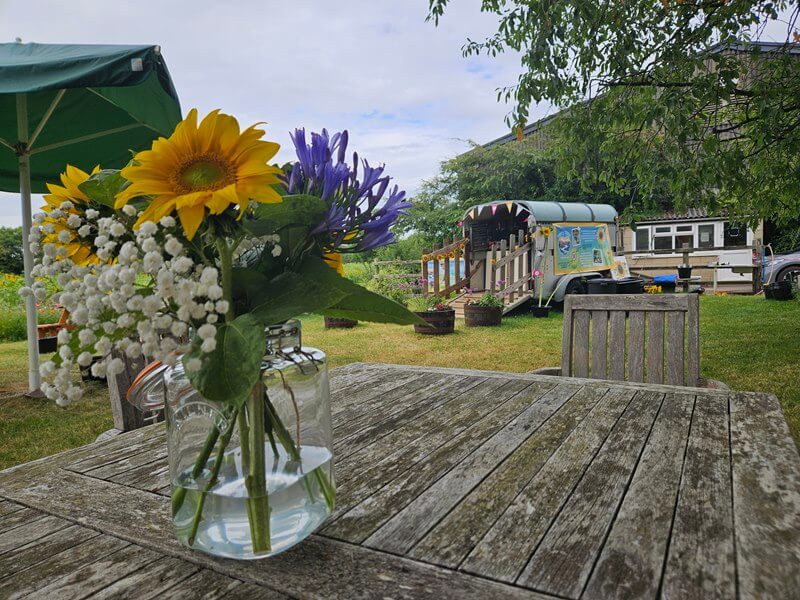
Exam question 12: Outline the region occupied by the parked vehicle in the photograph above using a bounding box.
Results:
[764,247,800,285]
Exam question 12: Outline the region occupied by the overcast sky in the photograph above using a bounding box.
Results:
[0,0,548,227]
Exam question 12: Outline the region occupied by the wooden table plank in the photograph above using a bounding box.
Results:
[729,392,800,597]
[408,383,605,568]
[323,380,557,544]
[0,532,130,599]
[0,364,796,599]
[661,394,736,599]
[461,386,637,582]
[517,391,665,597]
[158,568,246,599]
[0,511,71,555]
[582,392,695,599]
[333,374,475,458]
[366,382,584,555]
[332,377,527,519]
[85,555,200,599]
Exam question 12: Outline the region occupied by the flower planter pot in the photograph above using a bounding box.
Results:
[324,316,358,329]
[677,265,693,279]
[464,304,503,327]
[531,305,551,318]
[413,309,455,335]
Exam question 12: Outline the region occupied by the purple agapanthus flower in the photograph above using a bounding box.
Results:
[285,128,411,253]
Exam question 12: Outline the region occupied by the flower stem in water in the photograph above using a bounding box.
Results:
[187,406,239,546]
[245,381,271,554]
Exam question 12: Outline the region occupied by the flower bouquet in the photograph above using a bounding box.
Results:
[25,109,423,559]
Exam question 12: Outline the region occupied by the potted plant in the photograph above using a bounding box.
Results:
[408,296,455,334]
[464,291,503,326]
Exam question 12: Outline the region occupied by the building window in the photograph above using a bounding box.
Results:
[675,234,693,250]
[698,224,715,248]
[653,236,673,250]
[635,227,649,251]
[724,222,747,247]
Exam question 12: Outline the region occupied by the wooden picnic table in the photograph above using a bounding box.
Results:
[0,363,798,599]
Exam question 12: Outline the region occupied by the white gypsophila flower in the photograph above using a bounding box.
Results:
[200,267,219,285]
[110,222,126,237]
[141,237,158,253]
[206,314,218,324]
[201,338,217,353]
[159,215,176,228]
[57,328,71,345]
[34,286,47,300]
[164,237,183,256]
[206,284,223,300]
[77,224,92,237]
[39,361,56,377]
[190,304,208,320]
[172,256,193,274]
[57,230,71,243]
[66,214,82,228]
[170,321,188,337]
[138,221,157,237]
[184,357,202,373]
[197,323,217,340]
[77,352,93,367]
[91,360,107,378]
[17,286,33,298]
[78,328,96,347]
[95,337,112,356]
[95,235,109,247]
[33,212,45,224]
[271,244,282,257]
[58,345,72,361]
[214,300,229,314]
[125,342,142,359]
[122,204,137,216]
[85,208,99,219]
[106,358,124,377]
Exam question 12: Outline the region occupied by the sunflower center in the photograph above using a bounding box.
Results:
[175,155,235,192]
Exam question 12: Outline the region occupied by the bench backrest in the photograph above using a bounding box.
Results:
[561,294,700,387]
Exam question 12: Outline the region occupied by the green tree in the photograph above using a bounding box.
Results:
[0,227,23,274]
[429,1,800,226]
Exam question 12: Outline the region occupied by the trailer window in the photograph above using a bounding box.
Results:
[724,222,747,247]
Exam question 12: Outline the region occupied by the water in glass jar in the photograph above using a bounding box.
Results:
[173,444,333,559]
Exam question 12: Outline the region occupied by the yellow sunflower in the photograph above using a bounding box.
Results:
[42,165,101,266]
[115,108,283,240]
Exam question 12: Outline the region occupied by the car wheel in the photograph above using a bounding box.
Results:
[564,278,586,295]
[777,266,800,285]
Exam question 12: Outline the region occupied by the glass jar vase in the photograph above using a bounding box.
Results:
[128,319,335,559]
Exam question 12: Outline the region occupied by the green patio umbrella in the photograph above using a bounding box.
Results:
[0,42,181,395]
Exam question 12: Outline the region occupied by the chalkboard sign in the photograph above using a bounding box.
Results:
[470,222,491,252]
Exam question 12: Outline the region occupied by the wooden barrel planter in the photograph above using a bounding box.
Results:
[324,317,358,329]
[464,304,503,327]
[413,309,455,335]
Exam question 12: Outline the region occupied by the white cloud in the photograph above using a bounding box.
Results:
[0,0,558,227]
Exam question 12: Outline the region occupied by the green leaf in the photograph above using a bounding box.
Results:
[183,314,265,406]
[78,169,128,208]
[231,266,348,325]
[299,257,426,325]
[244,194,328,236]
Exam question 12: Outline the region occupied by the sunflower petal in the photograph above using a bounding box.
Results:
[177,204,205,240]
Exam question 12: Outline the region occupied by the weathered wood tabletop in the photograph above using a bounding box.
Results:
[1,363,799,599]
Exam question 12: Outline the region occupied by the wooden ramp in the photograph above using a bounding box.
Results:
[448,291,534,318]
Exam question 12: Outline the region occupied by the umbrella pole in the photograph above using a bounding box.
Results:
[16,94,42,396]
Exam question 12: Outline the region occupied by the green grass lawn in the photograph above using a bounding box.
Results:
[1,295,798,470]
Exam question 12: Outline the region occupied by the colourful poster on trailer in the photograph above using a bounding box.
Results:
[553,222,614,274]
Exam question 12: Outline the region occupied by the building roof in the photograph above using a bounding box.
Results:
[635,207,727,223]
